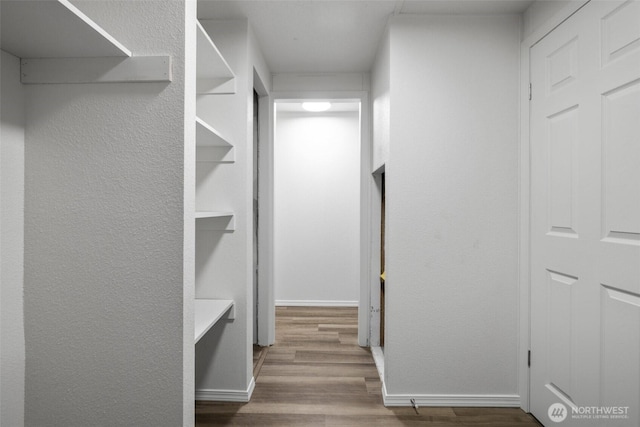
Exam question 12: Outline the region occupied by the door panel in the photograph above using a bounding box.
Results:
[530,1,640,425]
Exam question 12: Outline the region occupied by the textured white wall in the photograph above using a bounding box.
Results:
[384,15,520,398]
[22,2,187,425]
[371,28,390,171]
[183,0,197,422]
[1,50,26,427]
[274,111,361,305]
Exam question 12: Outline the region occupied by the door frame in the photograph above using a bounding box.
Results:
[259,90,371,347]
[519,0,589,412]
[254,70,274,346]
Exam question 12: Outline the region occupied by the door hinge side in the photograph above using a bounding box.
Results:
[528,350,531,367]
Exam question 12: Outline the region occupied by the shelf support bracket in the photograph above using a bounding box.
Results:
[20,55,172,84]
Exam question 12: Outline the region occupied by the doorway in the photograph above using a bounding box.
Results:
[255,91,371,348]
[272,99,362,307]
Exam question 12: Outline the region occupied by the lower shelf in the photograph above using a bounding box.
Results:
[195,299,234,343]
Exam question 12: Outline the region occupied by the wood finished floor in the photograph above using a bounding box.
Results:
[196,307,542,426]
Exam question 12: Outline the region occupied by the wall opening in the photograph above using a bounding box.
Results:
[273,99,362,309]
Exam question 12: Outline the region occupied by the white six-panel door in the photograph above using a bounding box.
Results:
[530,1,640,425]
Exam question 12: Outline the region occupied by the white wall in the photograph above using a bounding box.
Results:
[272,73,369,92]
[0,50,26,427]
[371,28,390,171]
[183,1,197,422]
[274,110,360,305]
[522,0,574,40]
[381,14,521,403]
[22,2,188,425]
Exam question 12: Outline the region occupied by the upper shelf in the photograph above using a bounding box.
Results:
[196,20,235,94]
[1,0,131,59]
[194,299,234,343]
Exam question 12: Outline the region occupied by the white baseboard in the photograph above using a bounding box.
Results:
[382,383,520,407]
[275,300,358,307]
[195,377,255,402]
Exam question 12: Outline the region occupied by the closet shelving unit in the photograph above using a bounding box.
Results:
[193,18,237,343]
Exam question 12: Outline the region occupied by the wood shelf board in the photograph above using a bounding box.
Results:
[196,21,234,81]
[195,299,234,343]
[1,0,131,59]
[196,117,232,147]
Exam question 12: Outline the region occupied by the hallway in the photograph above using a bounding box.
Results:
[195,307,541,426]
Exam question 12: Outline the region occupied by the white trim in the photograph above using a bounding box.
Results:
[382,384,520,408]
[256,79,275,347]
[518,0,590,413]
[358,90,372,347]
[368,172,384,347]
[195,377,255,402]
[275,300,358,307]
[518,30,532,415]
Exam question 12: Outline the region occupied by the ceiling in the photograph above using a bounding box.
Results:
[197,0,534,74]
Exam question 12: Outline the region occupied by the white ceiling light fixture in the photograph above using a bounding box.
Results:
[302,101,331,112]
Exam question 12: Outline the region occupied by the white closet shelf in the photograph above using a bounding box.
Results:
[196,117,232,147]
[195,212,235,231]
[195,299,234,343]
[195,211,234,219]
[1,0,131,59]
[196,20,235,94]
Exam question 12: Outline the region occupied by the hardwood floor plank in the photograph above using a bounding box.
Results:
[258,363,378,377]
[270,341,363,351]
[276,332,340,342]
[317,324,359,332]
[196,413,325,426]
[261,352,296,362]
[196,307,541,427]
[256,376,367,386]
[338,332,359,344]
[278,317,357,325]
[293,349,375,364]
